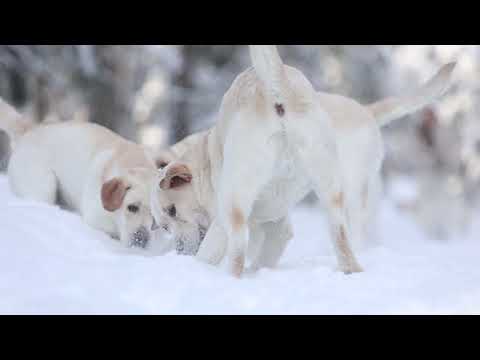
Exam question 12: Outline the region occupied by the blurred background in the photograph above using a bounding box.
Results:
[0,45,479,241]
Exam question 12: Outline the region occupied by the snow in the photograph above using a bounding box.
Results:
[1,174,479,315]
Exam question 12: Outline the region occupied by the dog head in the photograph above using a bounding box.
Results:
[151,162,208,255]
[101,167,171,252]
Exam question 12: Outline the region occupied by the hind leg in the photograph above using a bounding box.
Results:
[316,182,364,274]
[297,137,363,274]
[8,148,57,205]
[359,174,382,247]
[246,223,266,271]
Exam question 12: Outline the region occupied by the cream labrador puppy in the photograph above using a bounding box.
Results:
[150,130,216,255]
[152,46,455,277]
[0,98,168,251]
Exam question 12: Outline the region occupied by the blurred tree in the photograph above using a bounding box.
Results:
[77,45,137,140]
[0,45,141,140]
[168,45,245,144]
[171,45,195,144]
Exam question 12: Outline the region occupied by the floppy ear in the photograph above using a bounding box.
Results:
[101,178,129,212]
[160,164,192,190]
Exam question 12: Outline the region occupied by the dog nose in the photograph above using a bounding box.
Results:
[130,227,150,249]
[151,218,160,231]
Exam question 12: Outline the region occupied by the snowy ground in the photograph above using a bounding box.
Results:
[1,175,480,315]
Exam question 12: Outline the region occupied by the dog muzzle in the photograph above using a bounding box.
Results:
[175,225,206,256]
[130,227,150,249]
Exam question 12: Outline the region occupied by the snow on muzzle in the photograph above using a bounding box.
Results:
[129,226,150,249]
[175,224,207,256]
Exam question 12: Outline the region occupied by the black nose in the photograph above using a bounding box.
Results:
[130,227,150,249]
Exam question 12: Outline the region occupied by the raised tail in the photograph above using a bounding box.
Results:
[368,62,456,127]
[0,98,33,148]
[249,45,287,114]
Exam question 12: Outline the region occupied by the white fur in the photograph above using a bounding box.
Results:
[152,46,455,277]
[1,100,168,251]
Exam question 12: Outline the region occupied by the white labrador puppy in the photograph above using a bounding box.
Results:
[150,130,216,255]
[152,45,455,277]
[0,99,167,251]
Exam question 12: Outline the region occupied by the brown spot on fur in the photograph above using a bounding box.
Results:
[231,254,245,278]
[333,192,344,208]
[231,206,245,232]
[337,226,351,263]
[336,225,363,275]
[275,103,285,117]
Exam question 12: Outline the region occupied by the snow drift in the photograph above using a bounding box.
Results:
[0,175,479,315]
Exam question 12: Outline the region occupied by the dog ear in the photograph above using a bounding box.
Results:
[160,163,192,190]
[101,178,129,212]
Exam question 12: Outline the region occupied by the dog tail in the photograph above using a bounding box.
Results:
[368,62,456,127]
[249,45,287,115]
[0,98,33,148]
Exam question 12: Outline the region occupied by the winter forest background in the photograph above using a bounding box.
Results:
[0,45,479,243]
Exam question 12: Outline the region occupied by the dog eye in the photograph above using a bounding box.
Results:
[128,205,140,213]
[167,205,176,218]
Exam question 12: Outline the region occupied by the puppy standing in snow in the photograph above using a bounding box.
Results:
[152,45,455,277]
[0,99,168,252]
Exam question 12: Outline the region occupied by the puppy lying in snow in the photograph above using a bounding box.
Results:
[0,99,169,252]
[152,45,455,277]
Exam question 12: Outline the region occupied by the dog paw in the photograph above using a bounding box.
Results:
[339,262,364,275]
